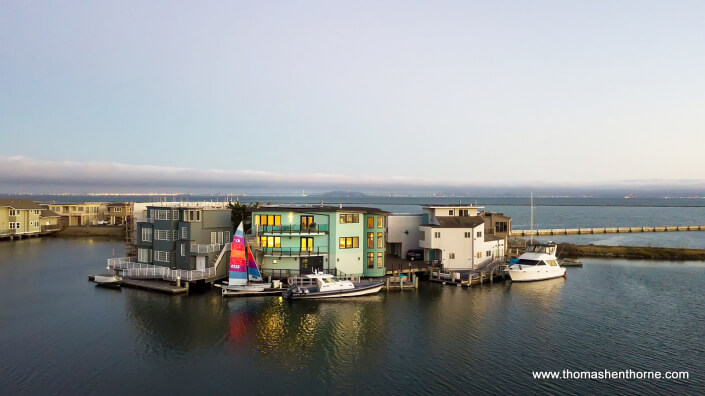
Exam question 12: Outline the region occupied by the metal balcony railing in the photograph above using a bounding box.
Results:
[259,246,328,256]
[257,224,329,234]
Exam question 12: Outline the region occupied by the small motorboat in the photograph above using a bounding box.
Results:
[283,273,384,299]
[94,274,122,287]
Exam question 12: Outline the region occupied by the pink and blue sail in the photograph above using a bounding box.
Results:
[229,222,263,285]
[229,223,247,285]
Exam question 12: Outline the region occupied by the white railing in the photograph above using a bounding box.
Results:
[106,257,217,281]
[190,243,222,253]
[133,217,155,223]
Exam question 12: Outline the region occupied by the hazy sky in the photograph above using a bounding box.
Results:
[2,1,704,193]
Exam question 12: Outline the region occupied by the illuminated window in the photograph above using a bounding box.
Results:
[339,237,359,249]
[378,217,384,228]
[260,236,281,247]
[367,252,374,268]
[367,232,374,248]
[340,214,359,224]
[367,217,374,228]
[377,232,383,248]
[377,252,383,268]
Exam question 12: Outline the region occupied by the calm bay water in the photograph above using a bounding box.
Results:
[1,238,703,395]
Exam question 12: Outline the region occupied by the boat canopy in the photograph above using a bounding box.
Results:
[515,259,543,266]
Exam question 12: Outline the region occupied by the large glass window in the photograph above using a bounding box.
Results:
[367,232,374,248]
[378,232,384,248]
[257,215,281,226]
[367,252,374,268]
[378,217,384,228]
[367,217,374,228]
[340,214,359,224]
[260,236,281,247]
[339,237,359,249]
[301,237,313,251]
[141,227,152,242]
[377,252,383,268]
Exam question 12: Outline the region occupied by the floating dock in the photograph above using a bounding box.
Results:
[512,225,705,236]
[88,275,188,294]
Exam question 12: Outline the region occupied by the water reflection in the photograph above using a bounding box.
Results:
[507,277,567,310]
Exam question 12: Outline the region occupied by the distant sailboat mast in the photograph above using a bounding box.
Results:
[530,192,534,245]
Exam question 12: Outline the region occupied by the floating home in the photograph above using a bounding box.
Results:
[250,206,389,278]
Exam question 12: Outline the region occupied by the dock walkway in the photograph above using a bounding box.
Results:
[512,225,705,236]
[88,275,188,294]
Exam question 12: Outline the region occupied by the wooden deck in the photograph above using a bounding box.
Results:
[88,275,188,294]
[512,225,705,236]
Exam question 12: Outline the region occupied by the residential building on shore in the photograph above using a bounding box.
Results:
[134,202,233,276]
[249,205,389,278]
[0,199,62,239]
[387,214,423,257]
[419,204,505,269]
[45,202,105,226]
[106,202,133,225]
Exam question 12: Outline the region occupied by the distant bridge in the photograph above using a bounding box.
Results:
[511,225,705,236]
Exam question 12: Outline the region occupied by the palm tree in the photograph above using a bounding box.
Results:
[228,201,258,232]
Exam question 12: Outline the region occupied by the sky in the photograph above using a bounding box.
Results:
[1,1,704,194]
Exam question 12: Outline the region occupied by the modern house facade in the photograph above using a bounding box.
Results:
[249,206,389,278]
[387,214,423,258]
[0,199,62,239]
[419,205,505,270]
[134,203,233,276]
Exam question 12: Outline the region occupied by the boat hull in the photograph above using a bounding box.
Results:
[508,267,566,282]
[94,275,122,287]
[285,281,384,299]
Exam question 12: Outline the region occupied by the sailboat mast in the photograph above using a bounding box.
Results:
[530,192,534,245]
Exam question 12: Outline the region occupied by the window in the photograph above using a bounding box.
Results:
[173,230,178,241]
[138,248,151,263]
[217,231,224,245]
[495,222,508,233]
[260,236,281,247]
[154,251,170,262]
[9,209,17,216]
[114,207,123,213]
[181,244,186,256]
[256,215,281,226]
[459,209,469,216]
[339,237,359,249]
[367,232,374,248]
[420,231,425,241]
[224,231,230,243]
[378,217,384,228]
[367,217,374,228]
[377,252,383,268]
[434,231,441,238]
[142,227,152,242]
[449,253,455,259]
[377,232,383,248]
[186,210,202,222]
[181,227,187,239]
[367,252,374,268]
[155,230,170,240]
[449,210,454,216]
[154,209,170,220]
[340,214,359,224]
[464,232,471,238]
[477,231,482,238]
[9,222,20,229]
[300,237,314,251]
[486,250,492,257]
[211,232,217,244]
[172,210,179,220]
[476,252,482,258]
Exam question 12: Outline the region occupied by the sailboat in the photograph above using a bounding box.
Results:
[222,222,267,294]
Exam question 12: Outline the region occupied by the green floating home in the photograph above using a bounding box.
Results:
[250,206,388,278]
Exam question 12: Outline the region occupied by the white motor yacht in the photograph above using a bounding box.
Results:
[507,242,566,282]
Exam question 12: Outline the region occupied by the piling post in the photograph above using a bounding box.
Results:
[400,277,404,291]
[414,275,419,289]
[176,274,181,288]
[480,272,483,285]
[386,277,390,290]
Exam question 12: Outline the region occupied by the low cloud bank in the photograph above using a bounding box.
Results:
[1,155,704,196]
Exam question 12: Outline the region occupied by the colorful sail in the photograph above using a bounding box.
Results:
[229,222,247,286]
[246,241,262,282]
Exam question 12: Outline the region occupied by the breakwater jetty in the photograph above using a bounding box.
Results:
[512,225,705,236]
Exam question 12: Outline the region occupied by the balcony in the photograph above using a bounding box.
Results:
[259,246,329,256]
[256,224,329,235]
[190,243,231,254]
